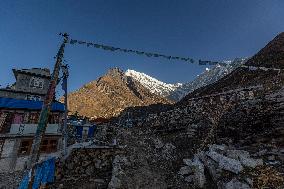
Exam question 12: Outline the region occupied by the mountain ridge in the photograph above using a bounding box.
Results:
[65,68,171,119]
[125,58,247,102]
[180,32,284,104]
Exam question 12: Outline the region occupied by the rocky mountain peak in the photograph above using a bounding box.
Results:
[65,68,170,119]
[106,67,125,77]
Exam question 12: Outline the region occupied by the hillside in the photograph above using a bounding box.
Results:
[179,32,284,104]
[66,68,171,119]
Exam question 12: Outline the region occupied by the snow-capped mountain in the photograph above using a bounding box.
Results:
[125,69,182,98]
[65,68,170,119]
[169,58,247,101]
[125,58,247,102]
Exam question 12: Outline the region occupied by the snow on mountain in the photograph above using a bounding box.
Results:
[125,69,182,98]
[170,58,248,101]
[125,58,247,102]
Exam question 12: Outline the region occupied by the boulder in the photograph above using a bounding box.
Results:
[183,159,193,166]
[207,150,224,162]
[192,156,206,188]
[226,150,250,160]
[219,157,243,174]
[199,155,220,181]
[239,156,263,168]
[85,165,94,176]
[108,176,121,189]
[153,138,164,149]
[224,178,250,189]
[210,144,227,152]
[207,150,244,174]
[178,166,192,175]
[184,175,194,183]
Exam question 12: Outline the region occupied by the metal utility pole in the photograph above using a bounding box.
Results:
[27,33,69,189]
[61,63,69,156]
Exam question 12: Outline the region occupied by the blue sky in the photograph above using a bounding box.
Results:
[1,0,284,94]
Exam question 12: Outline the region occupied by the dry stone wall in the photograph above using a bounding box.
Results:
[51,147,124,189]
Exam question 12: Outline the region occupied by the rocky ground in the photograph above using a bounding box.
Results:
[96,84,284,189]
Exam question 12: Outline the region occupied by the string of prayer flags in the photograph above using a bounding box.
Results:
[69,38,226,66]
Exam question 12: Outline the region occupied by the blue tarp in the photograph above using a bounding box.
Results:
[18,158,56,189]
[0,97,64,111]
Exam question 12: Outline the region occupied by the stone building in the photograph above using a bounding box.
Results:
[0,68,51,101]
[0,68,65,172]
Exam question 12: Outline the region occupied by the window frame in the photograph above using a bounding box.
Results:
[18,139,33,156]
[18,138,58,156]
[39,138,58,153]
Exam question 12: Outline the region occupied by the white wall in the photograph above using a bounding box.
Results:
[0,139,17,172]
[0,138,63,172]
[0,139,15,158]
[14,152,59,171]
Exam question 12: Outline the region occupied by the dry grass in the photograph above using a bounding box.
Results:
[249,166,284,189]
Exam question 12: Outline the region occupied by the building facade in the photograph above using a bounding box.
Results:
[0,68,51,101]
[67,116,96,144]
[0,68,65,172]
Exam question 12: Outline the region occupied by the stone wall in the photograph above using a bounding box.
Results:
[51,147,123,189]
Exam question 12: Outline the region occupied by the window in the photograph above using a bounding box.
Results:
[49,114,60,124]
[30,77,44,89]
[49,140,58,152]
[40,139,48,152]
[40,139,58,153]
[23,112,30,124]
[13,113,24,124]
[19,138,58,155]
[18,139,33,155]
[29,113,39,124]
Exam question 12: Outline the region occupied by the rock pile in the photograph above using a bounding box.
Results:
[178,144,283,189]
[108,155,130,189]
